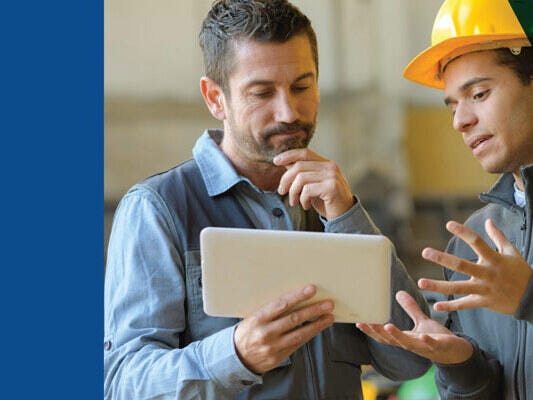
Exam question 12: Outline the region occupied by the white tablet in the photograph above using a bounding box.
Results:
[200,227,391,323]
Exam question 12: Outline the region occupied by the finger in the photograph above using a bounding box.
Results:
[382,325,444,356]
[280,313,334,352]
[299,182,329,210]
[433,294,485,312]
[287,172,324,207]
[356,323,399,346]
[278,162,326,196]
[394,291,428,324]
[485,219,519,256]
[254,285,317,323]
[272,300,335,333]
[361,323,419,350]
[383,323,426,349]
[418,278,485,296]
[446,221,495,261]
[421,248,488,278]
[273,149,324,166]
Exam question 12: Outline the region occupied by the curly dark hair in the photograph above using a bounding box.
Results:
[494,46,533,85]
[199,0,318,92]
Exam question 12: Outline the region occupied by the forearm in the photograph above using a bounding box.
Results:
[323,196,381,235]
[104,326,259,400]
[434,335,503,400]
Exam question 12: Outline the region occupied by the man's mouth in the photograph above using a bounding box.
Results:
[467,135,492,150]
[270,130,304,138]
[263,122,313,139]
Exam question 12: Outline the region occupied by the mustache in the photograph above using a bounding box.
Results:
[262,121,314,139]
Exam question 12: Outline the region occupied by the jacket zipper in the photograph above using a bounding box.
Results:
[304,343,319,399]
[518,168,531,400]
[481,169,532,399]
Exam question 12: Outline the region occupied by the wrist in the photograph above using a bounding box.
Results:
[324,196,355,221]
[438,337,474,365]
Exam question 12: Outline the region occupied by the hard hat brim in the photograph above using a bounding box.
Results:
[403,35,531,89]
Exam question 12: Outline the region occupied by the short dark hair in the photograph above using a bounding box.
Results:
[199,0,318,92]
[494,46,533,85]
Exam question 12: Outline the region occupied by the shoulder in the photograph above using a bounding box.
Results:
[137,159,198,192]
[114,160,197,223]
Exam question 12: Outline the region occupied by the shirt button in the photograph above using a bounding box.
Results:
[241,380,254,386]
[272,207,284,218]
[104,341,112,351]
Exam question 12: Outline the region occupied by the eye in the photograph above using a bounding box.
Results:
[252,91,273,99]
[292,85,309,93]
[472,90,489,101]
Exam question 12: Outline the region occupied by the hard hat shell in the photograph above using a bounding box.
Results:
[403,0,531,89]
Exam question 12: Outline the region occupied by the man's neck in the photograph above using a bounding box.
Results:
[513,165,528,191]
[219,134,285,192]
[231,158,285,192]
[513,173,524,191]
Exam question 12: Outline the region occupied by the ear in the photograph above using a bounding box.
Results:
[200,77,226,121]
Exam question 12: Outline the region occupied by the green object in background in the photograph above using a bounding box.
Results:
[397,365,439,400]
[509,0,533,42]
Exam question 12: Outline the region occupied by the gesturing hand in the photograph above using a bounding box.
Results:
[419,219,532,315]
[273,149,354,220]
[234,285,334,375]
[357,291,473,365]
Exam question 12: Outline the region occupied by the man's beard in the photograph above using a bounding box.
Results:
[234,120,316,162]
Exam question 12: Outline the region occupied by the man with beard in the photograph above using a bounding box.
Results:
[104,1,430,399]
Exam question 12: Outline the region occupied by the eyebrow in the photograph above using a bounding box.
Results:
[244,72,316,90]
[443,77,492,106]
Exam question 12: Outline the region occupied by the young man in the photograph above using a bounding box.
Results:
[357,0,533,399]
[103,0,430,399]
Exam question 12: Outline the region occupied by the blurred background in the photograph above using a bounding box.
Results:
[105,1,497,398]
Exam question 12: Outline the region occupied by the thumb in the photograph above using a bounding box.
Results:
[395,291,427,325]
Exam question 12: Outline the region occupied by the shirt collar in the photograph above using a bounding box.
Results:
[514,181,526,208]
[192,129,247,196]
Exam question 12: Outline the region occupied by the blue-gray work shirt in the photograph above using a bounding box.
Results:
[104,129,429,399]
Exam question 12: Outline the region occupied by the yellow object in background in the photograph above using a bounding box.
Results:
[362,380,378,400]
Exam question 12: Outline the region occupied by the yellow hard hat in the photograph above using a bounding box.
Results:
[403,0,532,89]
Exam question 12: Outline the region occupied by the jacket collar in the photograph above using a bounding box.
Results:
[480,164,533,209]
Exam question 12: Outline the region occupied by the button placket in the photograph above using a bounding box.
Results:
[272,207,283,218]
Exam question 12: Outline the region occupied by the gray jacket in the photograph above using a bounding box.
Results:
[435,164,533,400]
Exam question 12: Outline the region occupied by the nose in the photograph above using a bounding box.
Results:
[452,102,478,133]
[274,91,299,124]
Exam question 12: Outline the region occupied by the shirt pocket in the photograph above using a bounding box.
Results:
[184,250,239,342]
